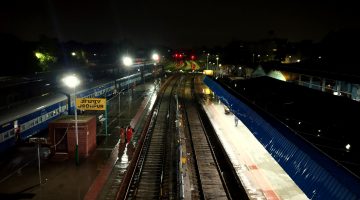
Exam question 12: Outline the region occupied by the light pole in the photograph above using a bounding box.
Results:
[62,75,80,165]
[152,53,160,63]
[123,56,133,90]
[216,56,219,75]
[118,90,121,119]
[206,53,210,70]
[152,52,160,81]
[29,137,47,185]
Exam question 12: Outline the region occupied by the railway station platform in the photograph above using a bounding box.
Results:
[0,79,161,200]
[0,75,312,200]
[197,77,308,199]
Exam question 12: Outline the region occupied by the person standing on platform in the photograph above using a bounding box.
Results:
[235,116,239,127]
[120,126,125,143]
[126,125,133,143]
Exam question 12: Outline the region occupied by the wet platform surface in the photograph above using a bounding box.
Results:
[0,80,161,200]
[197,76,308,199]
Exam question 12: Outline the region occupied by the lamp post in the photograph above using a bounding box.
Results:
[29,137,47,185]
[216,56,219,67]
[152,53,159,63]
[216,56,219,75]
[118,55,133,123]
[152,52,160,81]
[123,56,133,90]
[118,90,121,119]
[62,75,80,165]
[206,53,210,70]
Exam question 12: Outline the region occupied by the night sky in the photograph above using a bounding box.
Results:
[1,0,359,48]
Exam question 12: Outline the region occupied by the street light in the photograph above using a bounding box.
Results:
[122,56,133,90]
[152,53,160,62]
[216,56,219,74]
[122,56,133,66]
[206,53,210,70]
[62,75,80,165]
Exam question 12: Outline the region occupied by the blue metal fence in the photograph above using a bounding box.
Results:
[204,76,360,200]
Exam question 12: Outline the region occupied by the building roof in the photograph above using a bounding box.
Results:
[261,62,360,84]
[224,76,360,178]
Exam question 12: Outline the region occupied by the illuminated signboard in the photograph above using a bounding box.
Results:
[76,98,106,110]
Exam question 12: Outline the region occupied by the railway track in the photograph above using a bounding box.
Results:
[117,75,179,199]
[181,76,228,199]
[117,74,248,199]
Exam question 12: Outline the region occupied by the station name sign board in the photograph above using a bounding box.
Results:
[76,98,106,110]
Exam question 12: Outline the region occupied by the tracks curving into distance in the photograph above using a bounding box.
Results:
[117,74,248,200]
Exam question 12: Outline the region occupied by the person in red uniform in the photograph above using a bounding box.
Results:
[120,126,125,144]
[126,125,133,143]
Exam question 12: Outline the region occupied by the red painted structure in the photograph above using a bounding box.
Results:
[48,115,97,158]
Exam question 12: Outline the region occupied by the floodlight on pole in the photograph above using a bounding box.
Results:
[206,53,210,70]
[152,53,160,62]
[62,74,80,165]
[122,56,133,66]
[122,56,133,90]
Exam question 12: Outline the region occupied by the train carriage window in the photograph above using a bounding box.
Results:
[21,124,25,131]
[4,131,9,139]
[10,129,14,136]
[38,116,42,123]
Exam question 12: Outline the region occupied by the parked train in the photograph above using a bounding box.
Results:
[0,71,154,152]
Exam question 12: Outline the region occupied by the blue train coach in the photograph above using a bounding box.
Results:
[0,94,68,152]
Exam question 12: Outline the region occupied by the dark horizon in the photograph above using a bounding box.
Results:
[1,0,359,48]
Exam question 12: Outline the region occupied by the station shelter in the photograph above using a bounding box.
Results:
[48,115,97,159]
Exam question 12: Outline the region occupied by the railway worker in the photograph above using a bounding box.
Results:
[126,125,133,143]
[120,126,126,143]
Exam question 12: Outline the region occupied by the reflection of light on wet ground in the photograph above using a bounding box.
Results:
[148,90,157,110]
[119,145,128,164]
